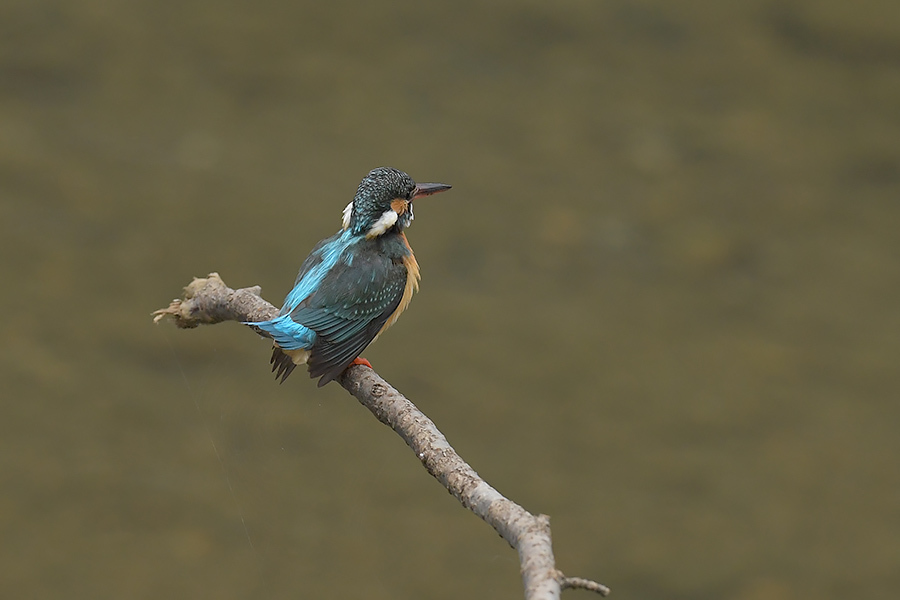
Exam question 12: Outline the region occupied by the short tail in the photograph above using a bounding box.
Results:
[270,347,297,383]
[246,315,315,383]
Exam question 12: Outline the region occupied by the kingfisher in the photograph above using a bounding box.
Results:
[251,167,451,386]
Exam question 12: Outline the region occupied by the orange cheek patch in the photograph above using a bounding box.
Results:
[390,198,408,215]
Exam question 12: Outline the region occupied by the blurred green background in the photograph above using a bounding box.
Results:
[2,1,898,598]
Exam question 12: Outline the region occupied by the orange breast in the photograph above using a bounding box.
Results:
[378,233,420,336]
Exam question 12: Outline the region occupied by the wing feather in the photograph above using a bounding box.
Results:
[287,245,409,386]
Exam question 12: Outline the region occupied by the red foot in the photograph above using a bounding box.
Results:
[350,357,373,369]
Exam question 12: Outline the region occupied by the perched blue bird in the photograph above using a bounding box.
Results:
[252,167,451,386]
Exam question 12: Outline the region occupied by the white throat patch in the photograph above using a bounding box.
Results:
[341,201,353,230]
[365,209,399,238]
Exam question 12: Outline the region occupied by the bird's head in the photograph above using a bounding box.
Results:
[342,167,451,238]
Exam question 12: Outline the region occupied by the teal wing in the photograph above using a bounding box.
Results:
[289,250,408,386]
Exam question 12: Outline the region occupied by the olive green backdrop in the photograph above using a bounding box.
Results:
[1,1,898,598]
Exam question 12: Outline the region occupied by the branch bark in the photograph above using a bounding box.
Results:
[153,273,609,600]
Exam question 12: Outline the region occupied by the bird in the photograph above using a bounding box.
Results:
[251,167,451,386]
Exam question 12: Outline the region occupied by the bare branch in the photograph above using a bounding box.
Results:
[561,577,612,596]
[152,272,276,327]
[153,273,610,600]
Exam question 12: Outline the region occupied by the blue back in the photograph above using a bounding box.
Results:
[252,229,358,351]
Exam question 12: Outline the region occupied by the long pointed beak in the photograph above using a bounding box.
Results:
[412,182,452,199]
